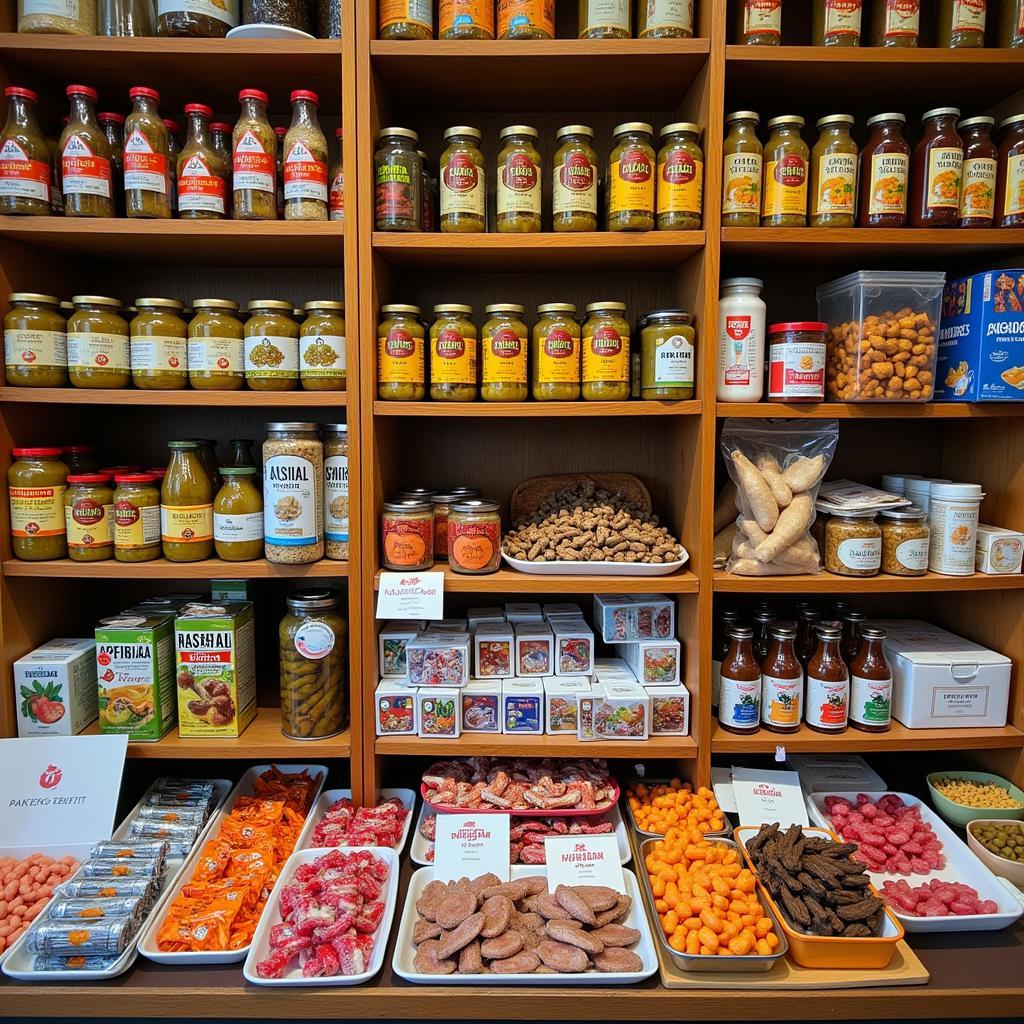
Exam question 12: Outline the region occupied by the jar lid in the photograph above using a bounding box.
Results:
[291,89,318,105]
[958,115,995,130]
[247,299,293,312]
[135,298,184,310]
[537,303,577,315]
[1000,113,1024,129]
[585,301,627,313]
[865,112,906,128]
[484,303,525,315]
[753,609,776,623]
[167,440,200,450]
[8,292,59,305]
[323,423,348,434]
[62,445,94,454]
[416,150,429,162]
[129,86,160,102]
[5,87,38,102]
[184,103,213,117]
[382,304,421,315]
[274,126,287,137]
[725,110,759,125]
[555,124,594,140]
[71,295,121,308]
[832,509,879,520]
[147,467,166,478]
[860,626,887,641]
[265,421,319,432]
[66,84,98,101]
[66,473,111,484]
[722,277,763,290]
[728,625,753,639]
[12,447,62,457]
[449,486,479,494]
[815,114,854,129]
[640,309,691,326]
[770,622,798,640]
[880,505,926,520]
[384,498,433,513]
[660,121,700,137]
[432,489,478,503]
[929,482,985,500]
[304,300,344,311]
[765,115,805,131]
[922,107,961,121]
[219,466,257,476]
[378,126,418,142]
[395,487,435,499]
[286,587,339,611]
[769,321,827,333]
[434,303,473,315]
[612,121,653,137]
[842,610,866,623]
[444,125,482,141]
[192,298,239,311]
[239,88,269,103]
[499,124,539,140]
[815,622,842,640]
[114,472,156,484]
[336,128,343,139]
[211,121,232,132]
[452,498,500,514]
[98,111,125,124]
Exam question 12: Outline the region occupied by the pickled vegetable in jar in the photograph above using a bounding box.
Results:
[430,304,478,402]
[440,126,486,233]
[8,447,68,561]
[245,299,298,391]
[579,0,630,37]
[62,445,99,474]
[64,473,113,561]
[497,125,541,233]
[639,0,694,36]
[859,113,909,227]
[329,129,344,222]
[161,440,213,562]
[582,301,630,401]
[188,299,243,390]
[157,0,238,36]
[552,125,598,232]
[4,293,67,387]
[813,0,862,45]
[131,298,188,390]
[382,499,434,570]
[113,472,160,562]
[178,103,227,219]
[0,87,52,217]
[939,0,987,47]
[997,113,1024,227]
[482,303,528,402]
[378,304,425,401]
[761,114,808,226]
[448,498,501,574]
[736,0,782,43]
[375,127,421,231]
[910,107,963,228]
[233,89,277,221]
[124,87,170,220]
[440,0,494,37]
[380,0,433,37]
[213,467,262,561]
[18,0,96,33]
[656,122,703,230]
[607,122,655,231]
[283,90,328,222]
[299,300,345,391]
[498,0,554,37]
[532,302,581,401]
[721,110,762,226]
[68,295,129,389]
[959,116,997,227]
[323,423,349,561]
[810,114,856,227]
[60,84,113,219]
[871,0,919,45]
[640,309,695,400]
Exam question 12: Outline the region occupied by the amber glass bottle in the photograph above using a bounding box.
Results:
[761,622,802,734]
[805,621,849,733]
[849,626,892,733]
[718,625,761,734]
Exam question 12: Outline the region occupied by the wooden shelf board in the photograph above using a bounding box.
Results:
[713,570,1024,593]
[375,399,701,417]
[374,566,699,594]
[370,38,710,111]
[3,557,348,580]
[376,733,696,758]
[716,401,1024,419]
[0,387,346,407]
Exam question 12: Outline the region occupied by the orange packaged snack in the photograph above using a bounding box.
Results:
[627,779,726,837]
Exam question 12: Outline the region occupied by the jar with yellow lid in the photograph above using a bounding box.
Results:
[300,300,345,391]
[578,0,630,37]
[62,445,99,474]
[639,0,694,36]
[64,473,113,561]
[4,293,67,387]
[113,472,161,562]
[378,304,425,401]
[67,296,129,389]
[448,498,501,574]
[430,304,478,402]
[532,302,581,401]
[607,122,655,231]
[187,299,243,390]
[130,298,188,390]
[482,303,528,402]
[722,110,763,227]
[440,126,486,233]
[762,115,809,227]
[552,125,598,232]
[8,447,68,561]
[213,466,263,561]
[161,440,213,562]
[245,299,298,391]
[810,114,857,227]
[656,122,703,230]
[497,126,541,233]
[582,302,630,401]
[640,309,695,400]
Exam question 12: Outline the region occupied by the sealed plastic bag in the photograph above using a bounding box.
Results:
[720,419,839,575]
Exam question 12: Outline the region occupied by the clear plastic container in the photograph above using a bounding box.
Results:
[816,270,944,403]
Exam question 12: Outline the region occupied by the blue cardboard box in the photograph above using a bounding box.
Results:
[936,269,1024,401]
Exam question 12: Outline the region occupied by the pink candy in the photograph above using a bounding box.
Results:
[311,796,408,850]
[880,878,999,918]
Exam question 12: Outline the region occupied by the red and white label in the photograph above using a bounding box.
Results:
[329,170,344,220]
[233,130,274,194]
[178,154,226,215]
[822,0,862,39]
[768,340,826,400]
[124,128,168,195]
[0,139,51,203]
[61,135,111,199]
[283,140,328,202]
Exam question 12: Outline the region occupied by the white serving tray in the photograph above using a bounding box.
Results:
[137,764,327,965]
[409,801,630,867]
[392,864,657,986]
[302,789,416,856]
[807,791,1024,933]
[501,549,689,577]
[3,777,231,982]
[226,23,315,38]
[242,846,400,987]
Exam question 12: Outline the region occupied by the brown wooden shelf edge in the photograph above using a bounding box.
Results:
[0,387,347,407]
[2,558,349,579]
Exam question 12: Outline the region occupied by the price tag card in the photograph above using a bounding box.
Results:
[732,767,809,828]
[433,813,510,883]
[711,765,738,814]
[544,834,625,894]
[376,571,445,620]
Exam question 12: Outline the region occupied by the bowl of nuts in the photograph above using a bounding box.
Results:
[927,772,1024,827]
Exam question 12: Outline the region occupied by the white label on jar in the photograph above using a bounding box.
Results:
[952,0,986,31]
[837,536,881,571]
[711,659,722,709]
[233,130,275,194]
[62,136,111,199]
[932,686,989,718]
[0,140,50,202]
[823,0,862,39]
[655,334,694,386]
[264,454,318,547]
[158,0,238,26]
[441,153,486,218]
[324,453,349,543]
[744,0,781,35]
[643,0,693,32]
[895,536,929,570]
[928,499,980,575]
[552,156,598,217]
[130,335,187,373]
[883,0,919,38]
[300,334,345,379]
[187,336,244,376]
[178,155,227,215]
[294,621,335,660]
[868,153,909,216]
[805,673,849,730]
[124,129,168,195]
[244,334,299,379]
[283,140,328,202]
[768,340,825,399]
[721,153,762,214]
[68,331,129,372]
[214,511,263,543]
[718,313,759,389]
[4,329,66,369]
[718,673,761,729]
[497,155,541,218]
[850,674,892,727]
[761,673,802,726]
[815,153,857,216]
[24,0,78,18]
[585,0,630,31]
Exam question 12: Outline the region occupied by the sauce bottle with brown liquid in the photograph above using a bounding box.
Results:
[958,116,997,227]
[840,609,865,664]
[711,608,740,712]
[910,108,963,228]
[796,608,820,668]
[761,622,802,734]
[718,625,761,734]
[805,621,848,733]
[849,625,892,732]
[859,113,910,227]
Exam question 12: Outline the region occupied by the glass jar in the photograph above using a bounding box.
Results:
[382,498,434,570]
[607,121,655,231]
[1000,0,1024,44]
[299,300,345,391]
[440,126,486,233]
[124,87,170,220]
[858,113,909,227]
[162,119,180,211]
[4,293,67,387]
[213,467,262,561]
[244,0,309,30]
[263,422,324,564]
[656,122,703,230]
[579,0,630,37]
[275,125,287,218]
[67,295,129,389]
[62,446,99,474]
[430,488,480,560]
[872,0,919,45]
[279,589,347,740]
[324,423,349,561]
[283,90,328,222]
[496,125,541,233]
[498,0,554,37]
[161,440,213,563]
[378,304,425,401]
[767,321,826,401]
[187,299,243,390]
[8,448,68,561]
[229,438,257,471]
[192,439,219,495]
[825,511,882,577]
[552,125,598,232]
[329,129,343,222]
[482,303,528,402]
[158,0,237,34]
[64,473,113,561]
[721,111,762,227]
[849,626,892,732]
[761,114,808,226]
[736,0,782,43]
[640,309,695,400]
[97,111,122,216]
[211,121,233,215]
[840,609,865,663]
[19,0,96,31]
[112,472,160,562]
[639,0,694,36]
[233,89,277,221]
[582,301,630,401]
[910,107,963,228]
[996,114,1024,227]
[245,299,298,391]
[810,114,856,227]
[419,149,437,231]
[440,0,494,36]
[375,127,421,232]
[130,298,188,390]
[880,506,929,576]
[177,104,227,219]
[430,304,478,402]
[532,303,581,401]
[813,0,862,44]
[0,87,52,217]
[380,0,433,38]
[938,0,987,46]
[61,84,113,219]
[959,116,997,227]
[448,498,502,574]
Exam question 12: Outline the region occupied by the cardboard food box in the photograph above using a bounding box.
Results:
[650,684,690,736]
[461,680,502,733]
[375,682,418,736]
[14,638,98,737]
[552,620,594,676]
[418,689,460,738]
[504,602,543,624]
[578,680,650,741]
[544,675,591,735]
[466,606,506,630]
[593,593,674,642]
[502,678,543,734]
[616,639,682,685]
[975,524,1024,574]
[95,612,176,741]
[542,602,583,620]
[514,622,553,677]
[407,632,471,687]
[174,601,256,739]
[474,621,514,678]
[378,621,423,678]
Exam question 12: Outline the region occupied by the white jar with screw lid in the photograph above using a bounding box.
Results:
[716,277,766,402]
[880,473,920,498]
[928,482,985,576]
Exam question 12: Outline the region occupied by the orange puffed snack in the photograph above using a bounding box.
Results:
[628,779,726,837]
[644,828,778,958]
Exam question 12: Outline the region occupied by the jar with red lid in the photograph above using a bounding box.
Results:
[8,447,68,561]
[64,472,113,561]
[382,498,433,571]
[447,498,501,575]
[767,322,826,402]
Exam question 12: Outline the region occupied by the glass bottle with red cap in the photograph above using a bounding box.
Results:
[98,111,125,216]
[124,86,170,220]
[178,105,227,220]
[60,85,113,218]
[329,129,344,222]
[232,88,277,221]
[8,447,68,561]
[273,125,286,217]
[283,89,328,222]
[0,87,52,217]
[163,117,180,215]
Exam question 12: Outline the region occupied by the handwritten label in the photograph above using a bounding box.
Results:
[433,812,510,883]
[544,834,624,893]
[732,767,808,828]
[376,570,444,620]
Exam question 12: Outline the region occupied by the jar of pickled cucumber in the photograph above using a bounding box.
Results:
[762,115,809,227]
[213,467,263,561]
[67,296,129,389]
[440,126,486,233]
[482,303,528,402]
[62,445,99,474]
[640,309,695,400]
[4,293,67,387]
[161,440,213,562]
[64,473,113,561]
[113,472,161,562]
[607,122,655,231]
[532,303,581,401]
[245,299,298,391]
[378,304,425,401]
[300,300,345,391]
[552,125,598,232]
[187,299,243,390]
[657,122,703,230]
[582,301,630,401]
[8,447,68,561]
[496,126,542,233]
[130,298,188,390]
[430,304,478,402]
[375,128,422,231]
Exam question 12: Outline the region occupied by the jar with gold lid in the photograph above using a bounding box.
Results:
[188,298,243,390]
[245,299,298,391]
[448,498,501,574]
[431,487,481,561]
[430,304,477,402]
[113,472,161,562]
[552,125,598,232]
[378,304,425,401]
[582,301,630,401]
[656,123,703,230]
[607,122,655,231]
[532,303,580,401]
[68,296,129,389]
[130,298,188,390]
[301,300,345,391]
[64,473,114,561]
[640,309,695,400]
[482,303,528,402]
[4,293,67,387]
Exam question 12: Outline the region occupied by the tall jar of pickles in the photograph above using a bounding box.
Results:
[187,298,243,390]
[244,299,298,391]
[496,126,542,233]
[440,126,486,233]
[722,111,762,227]
[130,298,188,390]
[161,440,213,562]
[300,300,346,391]
[607,122,655,231]
[4,293,68,387]
[378,304,425,401]
[64,473,114,562]
[430,304,478,402]
[552,125,598,232]
[761,115,808,227]
[113,472,161,562]
[656,122,703,229]
[67,296,129,389]
[482,303,528,402]
[532,303,581,401]
[809,114,857,227]
[582,301,630,401]
[8,448,68,561]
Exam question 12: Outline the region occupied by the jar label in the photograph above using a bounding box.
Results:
[381,0,432,30]
[609,148,654,216]
[68,331,130,373]
[0,140,51,203]
[497,152,541,217]
[65,499,113,549]
[24,0,79,16]
[124,129,169,195]
[653,334,694,386]
[743,0,781,36]
[10,485,66,538]
[721,153,762,214]
[130,334,186,374]
[837,536,882,570]
[768,340,826,399]
[382,514,432,568]
[376,160,416,224]
[114,500,160,549]
[761,673,801,726]
[264,454,318,547]
[188,335,243,376]
[440,0,494,33]
[925,147,963,211]
[643,0,693,33]
[851,674,892,726]
[329,169,344,219]
[378,326,424,385]
[882,0,919,38]
[1003,154,1024,217]
[449,519,500,573]
[441,152,485,218]
[4,328,67,370]
[497,0,553,36]
[763,156,807,217]
[718,314,758,388]
[584,325,629,385]
[584,0,629,31]
[294,621,335,660]
[61,136,111,199]
[536,327,580,384]
[178,155,226,215]
[657,154,702,215]
[431,327,476,385]
[868,152,909,215]
[157,0,238,27]
[814,152,856,215]
[483,328,528,385]
[301,334,345,380]
[928,499,979,574]
[805,674,848,729]
[213,511,263,543]
[952,0,985,31]
[959,158,995,219]
[822,0,861,39]
[160,503,213,544]
[244,334,299,379]
[324,454,349,543]
[553,153,597,216]
[719,673,760,728]
[284,141,328,202]
[233,130,275,194]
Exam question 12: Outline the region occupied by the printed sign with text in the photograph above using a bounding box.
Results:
[376,571,445,620]
[732,767,809,828]
[544,834,625,893]
[433,812,511,883]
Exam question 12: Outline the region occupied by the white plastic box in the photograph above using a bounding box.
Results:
[975,524,1024,574]
[425,618,468,633]
[461,680,502,733]
[502,678,544,734]
[649,684,690,736]
[594,657,639,685]
[578,680,650,741]
[14,638,97,737]
[514,622,553,676]
[552,620,594,676]
[417,689,461,738]
[505,602,544,624]
[374,681,418,736]
[473,621,514,678]
[544,676,592,734]
[593,594,674,642]
[616,639,681,685]
[406,632,471,687]
[378,621,423,678]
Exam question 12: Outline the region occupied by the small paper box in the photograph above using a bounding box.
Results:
[544,675,591,734]
[649,684,690,736]
[417,688,461,738]
[579,681,649,741]
[406,632,470,687]
[502,678,544,734]
[515,622,553,676]
[553,620,595,677]
[425,618,468,633]
[15,638,97,737]
[594,657,638,685]
[543,602,583,620]
[474,621,514,678]
[378,621,422,678]
[505,602,544,624]
[616,639,682,685]
[467,606,506,630]
[593,593,674,642]
[461,680,502,733]
[374,682,418,736]
[975,525,1024,575]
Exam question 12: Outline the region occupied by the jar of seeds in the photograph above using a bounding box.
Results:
[263,422,323,564]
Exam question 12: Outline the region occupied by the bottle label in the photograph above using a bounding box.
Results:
[124,128,168,195]
[553,153,597,216]
[768,340,826,399]
[380,0,432,30]
[822,0,862,39]
[762,673,802,726]
[497,0,553,36]
[719,314,758,388]
[66,500,113,549]
[283,140,328,202]
[868,152,909,215]
[925,147,963,211]
[4,329,67,369]
[851,674,892,726]
[536,327,579,384]
[68,331,130,373]
[1003,154,1024,217]
[0,140,51,202]
[114,501,160,548]
[157,0,238,26]
[719,673,760,728]
[178,154,226,215]
[378,327,424,385]
[806,673,848,729]
[722,153,762,214]
[497,152,541,217]
[609,148,654,216]
[654,334,694,386]
[440,0,495,34]
[187,336,243,376]
[584,326,629,384]
[952,0,986,31]
[376,160,415,223]
[324,453,349,543]
[130,335,186,373]
[301,333,345,380]
[441,152,485,218]
[24,0,79,16]
[584,0,629,31]
[928,498,979,574]
[483,329,528,385]
[895,536,929,570]
[837,536,882,570]
[814,152,856,215]
[882,0,919,38]
[10,485,66,538]
[243,334,298,379]
[743,0,781,36]
[763,156,807,217]
[264,454,318,547]
[431,327,476,385]
[61,136,111,199]
[160,504,213,544]
[329,169,344,219]
[960,156,996,219]
[643,0,693,33]
[233,130,274,194]
[657,153,702,215]
[213,511,263,543]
